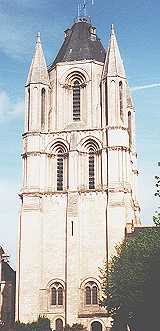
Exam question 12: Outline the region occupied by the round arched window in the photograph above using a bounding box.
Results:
[51,283,64,306]
[73,80,81,121]
[57,149,64,191]
[88,147,95,189]
[85,282,98,305]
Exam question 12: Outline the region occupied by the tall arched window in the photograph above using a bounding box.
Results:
[119,81,123,121]
[81,138,102,190]
[51,283,64,306]
[73,80,80,121]
[51,141,68,192]
[85,282,98,305]
[57,149,64,191]
[55,319,63,331]
[89,147,95,189]
[41,88,46,129]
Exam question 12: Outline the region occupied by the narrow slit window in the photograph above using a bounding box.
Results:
[128,111,132,146]
[73,80,80,121]
[89,148,95,189]
[71,221,74,236]
[41,88,45,129]
[119,81,123,121]
[27,88,30,131]
[57,149,63,191]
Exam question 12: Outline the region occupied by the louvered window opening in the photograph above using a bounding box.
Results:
[73,81,80,121]
[89,149,95,189]
[57,151,63,191]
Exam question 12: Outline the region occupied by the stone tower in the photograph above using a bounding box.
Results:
[16,18,140,331]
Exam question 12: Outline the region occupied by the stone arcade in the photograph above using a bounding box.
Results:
[16,17,140,331]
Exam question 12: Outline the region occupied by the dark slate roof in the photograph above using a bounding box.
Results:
[50,19,106,68]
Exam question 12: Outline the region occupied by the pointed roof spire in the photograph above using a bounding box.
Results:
[102,25,126,80]
[26,32,49,86]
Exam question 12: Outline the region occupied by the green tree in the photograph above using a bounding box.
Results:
[101,228,160,331]
[13,319,86,331]
[64,324,86,331]
[14,317,51,331]
[153,176,160,226]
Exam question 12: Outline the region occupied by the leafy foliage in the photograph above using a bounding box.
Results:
[64,324,87,331]
[14,317,51,331]
[101,227,160,331]
[153,175,160,226]
[11,319,86,331]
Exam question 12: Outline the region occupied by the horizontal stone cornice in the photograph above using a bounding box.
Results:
[22,146,130,158]
[22,125,128,137]
[20,184,132,197]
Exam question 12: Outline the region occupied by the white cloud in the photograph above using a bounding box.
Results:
[131,83,160,91]
[0,90,24,122]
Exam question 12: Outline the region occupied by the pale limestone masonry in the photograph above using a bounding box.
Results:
[16,20,140,331]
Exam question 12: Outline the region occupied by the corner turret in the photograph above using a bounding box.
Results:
[26,33,49,86]
[101,25,127,127]
[25,33,50,133]
[102,24,126,80]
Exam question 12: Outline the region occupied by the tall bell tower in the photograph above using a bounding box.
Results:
[16,18,140,331]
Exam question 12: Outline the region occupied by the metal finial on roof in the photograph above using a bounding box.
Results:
[76,0,94,21]
[111,24,115,34]
[36,32,41,43]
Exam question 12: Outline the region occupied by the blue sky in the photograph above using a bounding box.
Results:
[0,0,160,267]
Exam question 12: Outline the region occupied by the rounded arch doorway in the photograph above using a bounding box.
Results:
[91,321,102,331]
[55,318,63,331]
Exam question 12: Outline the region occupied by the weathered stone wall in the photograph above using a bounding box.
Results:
[16,30,140,331]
